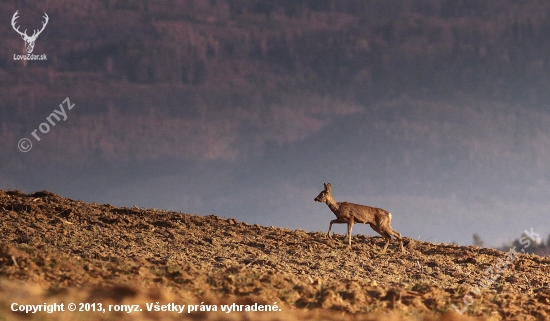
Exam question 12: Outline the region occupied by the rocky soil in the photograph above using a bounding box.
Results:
[1,190,549,320]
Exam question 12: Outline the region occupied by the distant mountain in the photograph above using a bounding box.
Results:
[4,0,550,164]
[3,0,550,108]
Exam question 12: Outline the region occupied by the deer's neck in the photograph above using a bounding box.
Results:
[325,196,340,215]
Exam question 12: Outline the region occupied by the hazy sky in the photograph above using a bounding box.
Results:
[2,1,549,248]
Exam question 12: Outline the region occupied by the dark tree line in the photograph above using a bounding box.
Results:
[474,232,550,256]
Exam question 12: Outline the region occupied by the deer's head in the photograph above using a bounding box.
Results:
[314,183,332,203]
[11,11,49,54]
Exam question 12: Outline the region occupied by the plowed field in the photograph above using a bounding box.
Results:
[1,190,549,320]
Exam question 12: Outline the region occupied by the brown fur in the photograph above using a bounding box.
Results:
[314,183,404,252]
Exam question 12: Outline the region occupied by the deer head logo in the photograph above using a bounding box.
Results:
[11,11,49,54]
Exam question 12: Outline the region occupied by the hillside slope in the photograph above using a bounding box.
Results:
[0,190,549,320]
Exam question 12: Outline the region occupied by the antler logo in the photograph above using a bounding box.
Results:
[11,10,49,54]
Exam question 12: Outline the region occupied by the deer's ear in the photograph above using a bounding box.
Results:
[324,183,331,192]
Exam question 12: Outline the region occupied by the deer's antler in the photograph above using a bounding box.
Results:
[11,10,28,38]
[30,13,49,39]
[11,11,49,40]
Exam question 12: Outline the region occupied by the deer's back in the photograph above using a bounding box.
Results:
[338,202,390,224]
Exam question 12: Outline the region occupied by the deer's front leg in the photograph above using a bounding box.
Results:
[327,220,336,238]
[327,219,345,238]
[347,222,353,246]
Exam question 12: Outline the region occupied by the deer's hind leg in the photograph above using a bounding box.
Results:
[378,230,392,253]
[369,223,388,252]
[385,225,404,252]
[372,219,398,253]
[379,222,404,252]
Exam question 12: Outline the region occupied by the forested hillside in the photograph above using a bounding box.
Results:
[3,0,550,111]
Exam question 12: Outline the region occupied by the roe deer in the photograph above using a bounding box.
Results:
[314,183,404,252]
